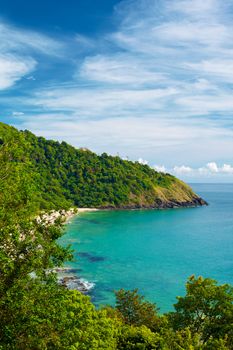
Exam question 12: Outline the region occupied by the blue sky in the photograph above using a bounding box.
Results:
[0,0,233,182]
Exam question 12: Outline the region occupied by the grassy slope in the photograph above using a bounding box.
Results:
[0,122,206,210]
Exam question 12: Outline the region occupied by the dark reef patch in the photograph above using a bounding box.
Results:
[77,252,106,263]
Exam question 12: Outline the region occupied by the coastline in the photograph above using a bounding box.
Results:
[47,209,98,293]
[38,196,207,226]
[55,267,95,293]
[77,208,99,213]
[38,207,99,225]
[49,201,207,294]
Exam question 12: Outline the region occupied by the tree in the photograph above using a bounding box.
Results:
[169,275,233,346]
[117,325,160,350]
[0,130,71,297]
[115,289,161,331]
[0,124,231,349]
[0,284,118,350]
[0,124,117,349]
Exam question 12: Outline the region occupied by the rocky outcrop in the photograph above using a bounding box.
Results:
[59,276,95,293]
[98,197,207,210]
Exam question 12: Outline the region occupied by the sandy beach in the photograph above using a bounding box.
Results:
[38,207,99,225]
[77,208,99,213]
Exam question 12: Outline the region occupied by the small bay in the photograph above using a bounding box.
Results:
[60,183,233,312]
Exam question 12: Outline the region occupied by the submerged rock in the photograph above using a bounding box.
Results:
[77,252,106,262]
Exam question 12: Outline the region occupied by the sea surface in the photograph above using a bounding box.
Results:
[59,183,233,312]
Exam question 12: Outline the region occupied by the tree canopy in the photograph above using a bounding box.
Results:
[0,122,231,349]
[0,122,206,211]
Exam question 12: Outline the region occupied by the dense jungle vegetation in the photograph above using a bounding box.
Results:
[0,122,205,211]
[1,122,231,349]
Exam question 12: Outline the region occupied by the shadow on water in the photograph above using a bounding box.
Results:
[89,283,115,306]
[56,267,83,274]
[77,251,106,263]
[65,268,83,274]
[78,218,101,225]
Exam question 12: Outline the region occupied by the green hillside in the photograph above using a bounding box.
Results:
[0,122,206,210]
[1,121,232,350]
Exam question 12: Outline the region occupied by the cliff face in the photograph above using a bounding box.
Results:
[0,122,207,210]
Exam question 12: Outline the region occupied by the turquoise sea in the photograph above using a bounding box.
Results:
[60,183,233,312]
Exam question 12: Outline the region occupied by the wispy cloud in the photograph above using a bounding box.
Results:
[18,113,233,169]
[31,0,233,121]
[12,111,25,116]
[0,54,36,89]
[186,59,233,83]
[79,54,168,85]
[0,21,63,56]
[31,86,178,117]
[0,20,66,90]
[2,0,233,180]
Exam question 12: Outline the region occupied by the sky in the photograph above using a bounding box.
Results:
[0,0,233,182]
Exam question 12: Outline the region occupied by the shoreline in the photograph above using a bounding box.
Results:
[50,201,206,294]
[77,208,99,213]
[38,207,100,225]
[55,267,95,293]
[38,196,207,226]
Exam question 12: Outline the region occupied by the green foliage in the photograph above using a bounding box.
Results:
[115,284,233,349]
[0,284,118,350]
[0,122,117,349]
[0,134,71,296]
[115,289,161,331]
[0,122,230,349]
[202,337,230,350]
[0,122,204,211]
[117,325,160,350]
[169,275,233,347]
[162,327,205,349]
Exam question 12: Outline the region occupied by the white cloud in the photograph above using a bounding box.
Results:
[221,164,233,174]
[113,0,233,55]
[206,162,219,173]
[156,21,229,48]
[192,79,216,91]
[0,21,63,56]
[175,93,233,115]
[69,0,233,121]
[153,165,166,173]
[4,0,233,180]
[187,59,233,82]
[75,34,96,49]
[0,20,66,90]
[173,165,193,174]
[26,75,36,81]
[12,111,25,116]
[0,55,36,90]
[79,54,167,85]
[200,162,233,174]
[138,158,148,165]
[32,86,178,116]
[168,0,219,18]
[17,113,233,167]
[15,0,233,120]
[172,162,233,177]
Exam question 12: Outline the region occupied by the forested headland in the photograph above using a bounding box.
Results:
[0,122,206,211]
